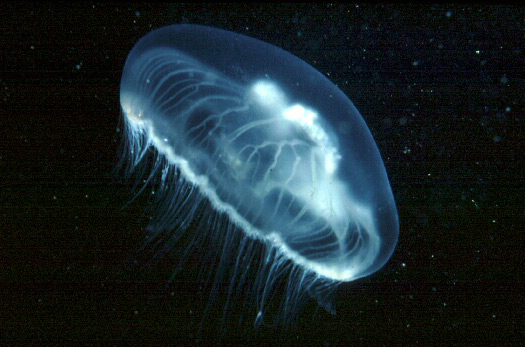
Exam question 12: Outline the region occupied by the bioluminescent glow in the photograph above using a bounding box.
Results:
[119,24,398,329]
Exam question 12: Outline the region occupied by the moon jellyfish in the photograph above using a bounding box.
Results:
[119,24,398,329]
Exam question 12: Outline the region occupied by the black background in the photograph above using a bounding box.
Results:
[1,3,522,345]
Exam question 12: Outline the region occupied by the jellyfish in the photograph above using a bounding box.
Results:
[119,24,398,329]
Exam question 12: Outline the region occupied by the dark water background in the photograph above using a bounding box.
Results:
[1,4,522,345]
